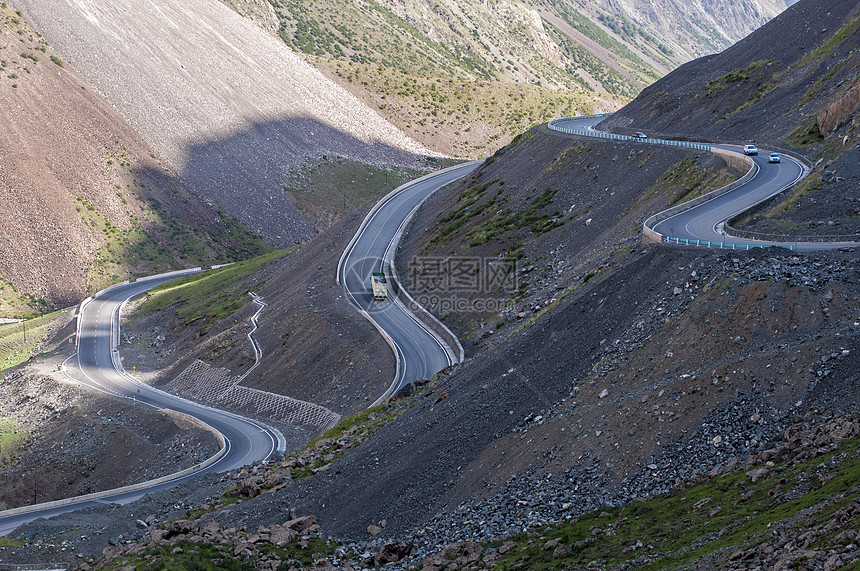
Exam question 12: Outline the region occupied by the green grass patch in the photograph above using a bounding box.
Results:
[0,310,63,374]
[467,188,563,247]
[426,179,564,250]
[425,178,500,248]
[794,12,860,69]
[104,541,254,571]
[698,60,781,122]
[488,438,860,570]
[319,58,619,157]
[260,536,340,566]
[72,184,274,294]
[0,537,23,548]
[105,534,342,570]
[699,60,769,98]
[0,276,48,319]
[787,114,826,149]
[134,248,295,334]
[648,154,738,207]
[283,156,432,233]
[289,401,410,481]
[0,417,29,467]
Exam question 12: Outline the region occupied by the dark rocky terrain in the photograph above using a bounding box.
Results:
[600,0,860,238]
[1,0,859,569]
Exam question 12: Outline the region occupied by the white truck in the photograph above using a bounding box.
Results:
[371,272,387,301]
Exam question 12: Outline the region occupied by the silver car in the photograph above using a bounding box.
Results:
[769,153,781,163]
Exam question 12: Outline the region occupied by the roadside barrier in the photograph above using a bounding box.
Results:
[548,116,711,152]
[663,236,794,250]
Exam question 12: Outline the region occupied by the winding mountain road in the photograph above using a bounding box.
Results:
[549,115,857,251]
[2,112,850,537]
[0,272,284,536]
[338,162,481,404]
[347,115,857,408]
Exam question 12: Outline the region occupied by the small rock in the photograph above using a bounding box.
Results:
[367,524,383,537]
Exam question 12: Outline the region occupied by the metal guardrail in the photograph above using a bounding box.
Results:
[663,236,794,251]
[548,116,711,152]
[0,564,67,570]
[641,150,759,247]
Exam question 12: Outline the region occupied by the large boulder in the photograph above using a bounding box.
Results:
[373,541,412,565]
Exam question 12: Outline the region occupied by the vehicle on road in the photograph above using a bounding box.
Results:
[372,272,387,301]
[743,144,758,156]
[634,132,647,139]
[769,152,781,163]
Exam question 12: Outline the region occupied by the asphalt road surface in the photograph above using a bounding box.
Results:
[0,272,283,536]
[338,162,480,403]
[550,116,857,251]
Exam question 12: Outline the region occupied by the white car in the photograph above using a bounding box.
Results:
[769,153,781,163]
[743,145,758,156]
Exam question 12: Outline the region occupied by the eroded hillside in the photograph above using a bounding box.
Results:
[0,5,271,312]
[11,0,437,249]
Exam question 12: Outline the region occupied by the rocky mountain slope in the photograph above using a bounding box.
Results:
[2,0,858,568]
[51,0,853,564]
[599,0,858,146]
[0,5,273,313]
[608,0,796,61]
[224,0,791,157]
[10,0,436,251]
[1,0,793,312]
[599,0,860,238]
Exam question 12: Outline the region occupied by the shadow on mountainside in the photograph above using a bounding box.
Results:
[180,116,432,248]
